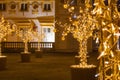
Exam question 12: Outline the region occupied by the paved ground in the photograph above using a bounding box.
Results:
[0,52,98,80]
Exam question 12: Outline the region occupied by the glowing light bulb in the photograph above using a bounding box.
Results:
[61,37,65,41]
[105,61,109,64]
[97,7,103,14]
[71,6,75,10]
[96,37,99,43]
[102,21,106,25]
[110,51,114,57]
[98,51,105,59]
[63,4,69,9]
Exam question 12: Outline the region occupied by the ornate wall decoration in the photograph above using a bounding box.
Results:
[32,1,39,14]
[9,1,17,14]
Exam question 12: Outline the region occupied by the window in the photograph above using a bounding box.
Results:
[43,4,51,11]
[43,28,51,33]
[48,28,51,33]
[44,28,47,33]
[0,3,6,11]
[20,3,28,11]
[42,27,55,42]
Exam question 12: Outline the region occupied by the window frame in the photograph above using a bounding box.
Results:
[20,3,29,12]
[42,3,52,12]
[0,3,6,11]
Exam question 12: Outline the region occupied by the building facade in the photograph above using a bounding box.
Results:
[0,0,94,53]
[0,0,55,42]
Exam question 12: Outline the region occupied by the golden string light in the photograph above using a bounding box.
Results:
[0,16,15,56]
[33,30,45,51]
[56,0,97,68]
[93,0,120,79]
[16,25,35,53]
[58,0,120,79]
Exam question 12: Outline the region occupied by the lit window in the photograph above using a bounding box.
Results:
[0,3,6,11]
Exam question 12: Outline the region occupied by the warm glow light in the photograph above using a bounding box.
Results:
[102,21,106,25]
[110,51,114,57]
[56,0,97,68]
[97,7,103,14]
[94,0,120,79]
[61,37,65,41]
[96,37,99,43]
[70,6,75,10]
[16,24,35,53]
[63,4,69,9]
[0,17,15,56]
[60,0,120,79]
[98,51,105,59]
[105,61,109,64]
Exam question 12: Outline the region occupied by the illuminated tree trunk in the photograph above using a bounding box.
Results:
[78,39,88,66]
[24,41,28,53]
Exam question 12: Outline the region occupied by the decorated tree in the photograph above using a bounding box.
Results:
[17,26,34,53]
[33,28,45,51]
[56,0,97,68]
[0,17,15,56]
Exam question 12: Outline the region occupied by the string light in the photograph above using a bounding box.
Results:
[58,0,120,79]
[0,16,15,56]
[57,0,120,79]
[93,0,120,79]
[33,30,45,51]
[16,24,35,53]
[57,0,97,68]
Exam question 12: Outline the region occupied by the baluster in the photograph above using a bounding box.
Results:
[41,43,43,48]
[43,43,46,48]
[50,43,52,48]
[14,42,15,48]
[40,43,42,48]
[46,43,48,48]
[9,43,10,48]
[48,43,50,48]
[45,43,47,48]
